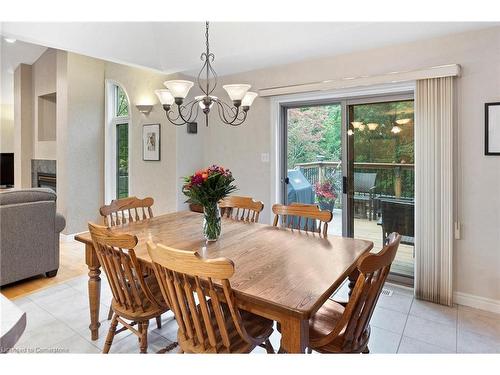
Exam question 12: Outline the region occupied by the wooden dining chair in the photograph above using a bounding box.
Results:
[272,203,333,237]
[100,196,155,320]
[100,196,154,227]
[147,242,275,354]
[88,223,170,353]
[307,232,401,354]
[219,195,264,223]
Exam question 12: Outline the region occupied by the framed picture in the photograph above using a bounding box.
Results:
[485,102,500,155]
[143,123,161,161]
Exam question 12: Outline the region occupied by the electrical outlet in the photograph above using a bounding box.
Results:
[261,153,269,163]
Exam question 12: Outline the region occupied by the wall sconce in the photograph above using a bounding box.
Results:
[136,104,153,115]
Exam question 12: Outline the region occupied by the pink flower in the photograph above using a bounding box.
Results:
[191,174,204,185]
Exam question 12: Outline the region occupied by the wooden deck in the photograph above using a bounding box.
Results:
[329,210,414,278]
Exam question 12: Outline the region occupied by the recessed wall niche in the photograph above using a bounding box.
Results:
[38,92,56,141]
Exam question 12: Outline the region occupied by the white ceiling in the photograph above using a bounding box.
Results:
[1,22,498,78]
[1,38,47,104]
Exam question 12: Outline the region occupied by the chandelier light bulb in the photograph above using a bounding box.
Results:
[347,129,354,136]
[223,84,251,103]
[367,123,379,131]
[154,89,175,106]
[396,118,411,125]
[241,92,258,107]
[351,121,363,129]
[163,80,194,99]
[195,95,217,109]
[391,125,402,134]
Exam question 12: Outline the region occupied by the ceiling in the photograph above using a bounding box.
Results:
[1,22,498,78]
[1,38,47,104]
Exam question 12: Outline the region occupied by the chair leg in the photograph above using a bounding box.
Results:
[264,339,275,354]
[155,315,162,329]
[362,345,370,354]
[103,314,119,354]
[139,321,149,353]
[307,347,313,354]
[107,305,113,320]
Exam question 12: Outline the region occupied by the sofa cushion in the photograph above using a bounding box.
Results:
[0,188,56,206]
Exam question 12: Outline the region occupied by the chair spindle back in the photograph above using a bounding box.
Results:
[100,196,154,227]
[88,223,160,314]
[219,196,264,223]
[272,203,333,236]
[147,242,257,353]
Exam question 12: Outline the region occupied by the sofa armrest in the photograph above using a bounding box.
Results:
[55,213,66,233]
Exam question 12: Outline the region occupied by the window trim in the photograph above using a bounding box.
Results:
[105,80,131,204]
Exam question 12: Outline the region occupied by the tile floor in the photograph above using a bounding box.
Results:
[7,276,500,354]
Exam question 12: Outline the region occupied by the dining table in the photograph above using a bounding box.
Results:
[75,210,373,353]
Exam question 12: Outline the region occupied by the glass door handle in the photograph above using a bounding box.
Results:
[342,176,347,194]
[284,177,290,184]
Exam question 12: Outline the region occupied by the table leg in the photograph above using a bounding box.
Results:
[348,269,360,297]
[85,243,101,341]
[280,316,309,353]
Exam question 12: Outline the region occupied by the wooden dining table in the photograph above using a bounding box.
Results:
[75,210,373,353]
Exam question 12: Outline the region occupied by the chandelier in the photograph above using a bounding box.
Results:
[155,22,257,127]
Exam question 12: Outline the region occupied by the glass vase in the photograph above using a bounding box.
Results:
[203,202,221,241]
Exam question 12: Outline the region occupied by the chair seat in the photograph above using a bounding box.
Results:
[178,303,274,353]
[309,299,370,353]
[111,275,168,321]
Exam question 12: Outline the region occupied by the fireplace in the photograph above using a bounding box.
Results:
[32,159,56,192]
[37,172,56,191]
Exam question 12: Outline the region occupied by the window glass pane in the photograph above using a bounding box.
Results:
[350,99,415,279]
[116,86,129,117]
[286,104,343,236]
[116,123,128,198]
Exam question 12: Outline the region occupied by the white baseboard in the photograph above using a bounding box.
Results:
[454,291,500,314]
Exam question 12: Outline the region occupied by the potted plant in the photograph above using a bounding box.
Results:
[182,165,237,241]
[314,181,337,212]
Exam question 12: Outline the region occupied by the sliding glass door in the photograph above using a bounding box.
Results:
[280,93,415,282]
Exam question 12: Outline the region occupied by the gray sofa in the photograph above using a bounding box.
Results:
[0,188,66,286]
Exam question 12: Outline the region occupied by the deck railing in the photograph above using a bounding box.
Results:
[294,161,415,198]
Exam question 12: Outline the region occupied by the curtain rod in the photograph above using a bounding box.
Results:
[258,64,461,97]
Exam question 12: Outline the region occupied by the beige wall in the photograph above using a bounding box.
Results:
[32,48,57,160]
[202,26,500,303]
[13,64,33,188]
[104,63,179,217]
[56,52,105,233]
[56,54,191,233]
[0,104,14,152]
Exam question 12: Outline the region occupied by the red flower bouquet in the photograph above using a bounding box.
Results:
[183,165,237,241]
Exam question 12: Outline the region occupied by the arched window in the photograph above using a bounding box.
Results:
[105,81,130,202]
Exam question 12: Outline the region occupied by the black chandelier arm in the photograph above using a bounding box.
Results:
[178,98,200,123]
[165,98,201,126]
[165,109,189,126]
[214,99,247,126]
